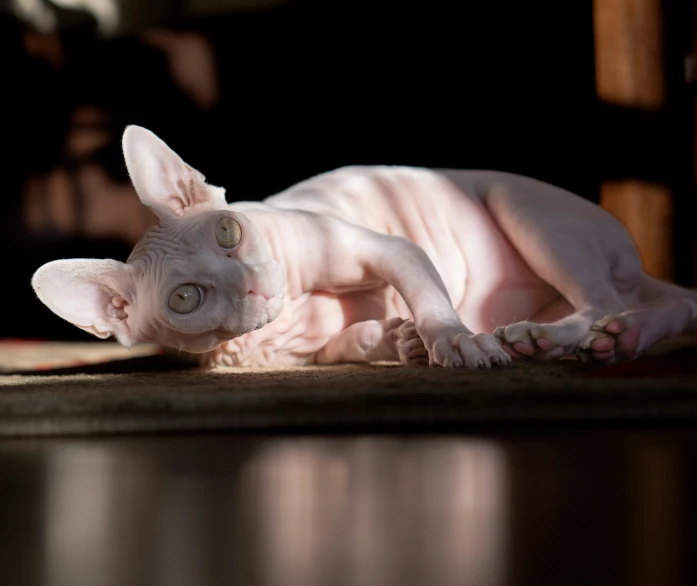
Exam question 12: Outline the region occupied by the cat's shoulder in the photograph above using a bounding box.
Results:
[259,165,435,216]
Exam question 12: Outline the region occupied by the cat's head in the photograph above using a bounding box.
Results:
[32,125,285,353]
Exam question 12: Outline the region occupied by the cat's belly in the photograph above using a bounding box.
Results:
[415,171,563,333]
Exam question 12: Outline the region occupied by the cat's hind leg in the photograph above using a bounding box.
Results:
[315,318,429,365]
[580,275,697,361]
[483,175,643,361]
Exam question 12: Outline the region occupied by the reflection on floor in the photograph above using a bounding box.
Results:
[0,430,694,586]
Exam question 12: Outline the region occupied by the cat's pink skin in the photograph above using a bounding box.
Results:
[32,126,697,368]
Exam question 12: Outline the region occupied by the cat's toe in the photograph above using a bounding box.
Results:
[590,315,640,361]
[512,340,536,356]
[395,320,428,365]
[577,329,618,363]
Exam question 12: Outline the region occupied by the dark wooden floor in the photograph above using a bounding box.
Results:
[0,428,695,586]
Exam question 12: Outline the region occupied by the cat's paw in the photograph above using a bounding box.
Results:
[425,326,511,369]
[493,321,569,361]
[576,315,640,362]
[393,319,429,366]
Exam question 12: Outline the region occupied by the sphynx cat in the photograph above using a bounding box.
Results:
[32,125,697,369]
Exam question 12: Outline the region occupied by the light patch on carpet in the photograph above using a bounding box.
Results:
[0,341,161,372]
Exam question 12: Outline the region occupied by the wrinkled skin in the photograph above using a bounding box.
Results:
[32,126,697,368]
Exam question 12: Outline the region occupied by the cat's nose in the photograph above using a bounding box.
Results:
[239,268,271,299]
[237,263,281,300]
[246,288,270,300]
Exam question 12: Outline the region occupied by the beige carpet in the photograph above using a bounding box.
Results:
[1,339,697,437]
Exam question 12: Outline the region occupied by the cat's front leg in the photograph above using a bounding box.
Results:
[315,318,428,365]
[346,226,510,369]
[306,215,510,369]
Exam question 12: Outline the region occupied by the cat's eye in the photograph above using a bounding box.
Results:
[168,284,202,314]
[215,217,242,249]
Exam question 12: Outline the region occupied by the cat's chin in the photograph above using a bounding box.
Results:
[265,295,284,322]
[221,295,282,337]
[247,296,282,332]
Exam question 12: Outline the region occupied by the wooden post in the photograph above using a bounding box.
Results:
[593,0,674,280]
[600,180,674,280]
[594,0,665,110]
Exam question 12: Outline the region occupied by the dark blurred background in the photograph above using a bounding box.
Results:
[1,0,695,340]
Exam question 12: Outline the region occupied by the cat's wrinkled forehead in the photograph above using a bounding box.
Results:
[131,207,228,254]
[126,210,219,279]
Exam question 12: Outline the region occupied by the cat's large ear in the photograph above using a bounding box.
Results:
[32,259,139,347]
[122,125,227,218]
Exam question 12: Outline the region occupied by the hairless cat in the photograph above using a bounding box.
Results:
[32,125,697,369]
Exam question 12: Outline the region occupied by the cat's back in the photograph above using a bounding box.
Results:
[262,165,511,277]
[263,165,487,236]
